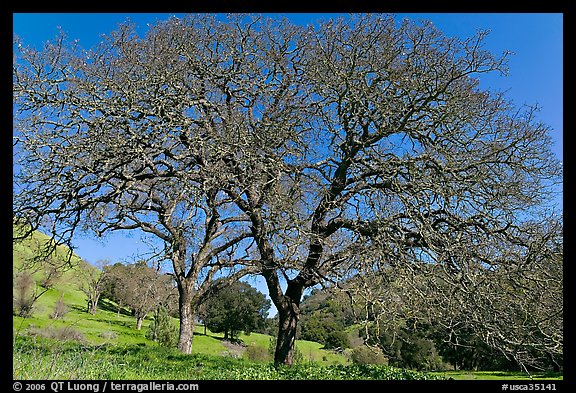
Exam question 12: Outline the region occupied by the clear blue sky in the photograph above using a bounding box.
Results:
[13,13,563,313]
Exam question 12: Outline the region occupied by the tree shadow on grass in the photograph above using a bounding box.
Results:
[194,328,245,346]
[66,303,139,331]
[98,298,132,316]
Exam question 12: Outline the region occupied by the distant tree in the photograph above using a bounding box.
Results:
[203,281,271,341]
[258,316,279,337]
[78,260,108,315]
[103,261,176,330]
[101,263,126,316]
[299,314,348,349]
[299,290,350,349]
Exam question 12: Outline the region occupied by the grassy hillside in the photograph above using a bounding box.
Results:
[13,224,83,270]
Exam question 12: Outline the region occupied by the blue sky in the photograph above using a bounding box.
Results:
[13,13,563,313]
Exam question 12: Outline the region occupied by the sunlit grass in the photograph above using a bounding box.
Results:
[13,335,441,380]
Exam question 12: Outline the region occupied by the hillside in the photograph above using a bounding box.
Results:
[12,227,349,364]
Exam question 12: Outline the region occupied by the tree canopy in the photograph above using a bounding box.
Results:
[201,281,271,341]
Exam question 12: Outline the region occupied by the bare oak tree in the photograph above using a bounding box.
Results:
[13,15,266,354]
[77,259,108,315]
[13,14,561,364]
[217,15,561,364]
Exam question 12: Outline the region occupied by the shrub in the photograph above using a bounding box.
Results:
[222,340,245,359]
[245,345,271,362]
[50,294,69,319]
[99,330,118,340]
[28,326,85,342]
[13,271,36,317]
[146,305,178,348]
[351,345,389,365]
[52,327,85,342]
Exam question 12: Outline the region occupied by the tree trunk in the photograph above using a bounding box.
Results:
[136,315,144,330]
[177,280,196,354]
[88,295,99,315]
[274,297,301,366]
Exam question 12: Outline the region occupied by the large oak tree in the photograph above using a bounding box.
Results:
[216,15,561,364]
[13,15,271,354]
[14,14,561,364]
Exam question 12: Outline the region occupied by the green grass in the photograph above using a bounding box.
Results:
[13,287,153,346]
[13,224,83,272]
[293,338,349,364]
[13,335,442,380]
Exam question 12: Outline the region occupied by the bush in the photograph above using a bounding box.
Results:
[13,271,36,317]
[351,346,389,365]
[28,326,85,342]
[99,330,118,340]
[50,294,69,320]
[146,305,178,348]
[245,345,271,362]
[221,340,244,359]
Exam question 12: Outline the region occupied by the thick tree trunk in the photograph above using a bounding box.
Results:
[136,315,144,330]
[274,296,301,366]
[177,280,196,354]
